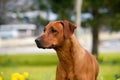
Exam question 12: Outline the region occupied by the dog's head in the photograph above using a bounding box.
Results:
[35,20,76,49]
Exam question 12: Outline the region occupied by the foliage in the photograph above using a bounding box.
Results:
[34,15,49,27]
[82,0,120,30]
[35,0,50,27]
[37,0,49,11]
[48,0,74,21]
[82,0,120,55]
[114,74,120,80]
[98,53,120,65]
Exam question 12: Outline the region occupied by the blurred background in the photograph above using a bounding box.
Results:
[0,0,120,80]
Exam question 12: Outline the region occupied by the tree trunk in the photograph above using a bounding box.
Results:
[92,27,99,57]
[74,0,82,42]
[0,0,7,25]
[91,7,100,57]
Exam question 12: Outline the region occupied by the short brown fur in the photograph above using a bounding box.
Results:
[35,20,99,80]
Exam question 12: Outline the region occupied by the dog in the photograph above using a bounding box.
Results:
[35,20,99,80]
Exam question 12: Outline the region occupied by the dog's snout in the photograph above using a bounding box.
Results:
[35,39,40,43]
[35,38,42,48]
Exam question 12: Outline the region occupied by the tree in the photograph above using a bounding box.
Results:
[74,0,83,41]
[82,0,120,56]
[48,0,85,43]
[0,0,7,24]
[104,0,120,31]
[32,0,49,35]
[36,0,120,57]
[48,0,74,21]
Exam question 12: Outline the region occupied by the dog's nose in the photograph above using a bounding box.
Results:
[35,38,43,48]
[35,39,40,43]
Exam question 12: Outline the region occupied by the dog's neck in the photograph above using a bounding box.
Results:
[54,34,85,73]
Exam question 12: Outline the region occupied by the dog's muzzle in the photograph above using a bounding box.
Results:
[35,39,54,49]
[35,39,43,48]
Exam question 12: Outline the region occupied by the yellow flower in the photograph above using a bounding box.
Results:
[19,75,24,80]
[11,73,21,80]
[0,72,3,75]
[117,78,120,80]
[11,73,20,78]
[23,72,29,78]
[11,72,29,80]
[0,76,2,80]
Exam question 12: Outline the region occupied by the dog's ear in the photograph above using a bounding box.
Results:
[60,20,76,39]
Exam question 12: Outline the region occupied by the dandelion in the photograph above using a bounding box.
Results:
[11,72,29,80]
[117,78,120,80]
[19,75,24,80]
[0,72,3,75]
[23,72,29,78]
[0,76,2,80]
[0,72,3,80]
[11,73,20,80]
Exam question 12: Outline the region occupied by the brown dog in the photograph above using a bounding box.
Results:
[35,20,99,80]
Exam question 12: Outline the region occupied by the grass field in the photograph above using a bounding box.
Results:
[0,53,120,80]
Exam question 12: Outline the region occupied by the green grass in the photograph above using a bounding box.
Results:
[0,53,120,80]
[0,66,56,80]
[0,54,58,66]
[97,53,120,80]
[98,64,120,80]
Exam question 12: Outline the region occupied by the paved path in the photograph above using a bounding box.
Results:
[0,45,55,55]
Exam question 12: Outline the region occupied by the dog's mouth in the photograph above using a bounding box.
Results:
[35,39,55,49]
[36,44,54,49]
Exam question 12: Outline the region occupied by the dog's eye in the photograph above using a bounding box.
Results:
[43,28,46,32]
[50,28,57,33]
